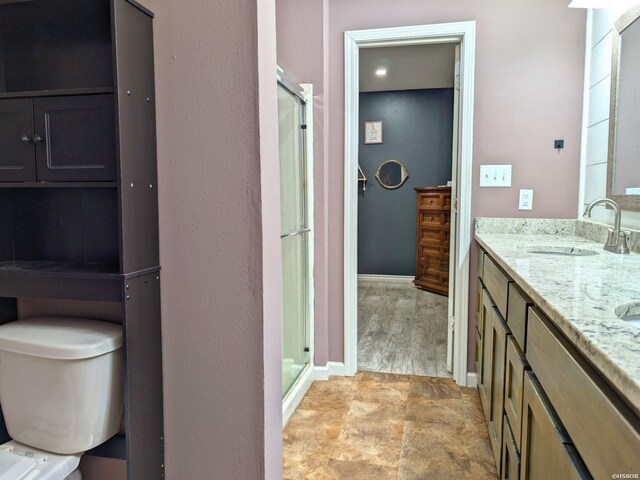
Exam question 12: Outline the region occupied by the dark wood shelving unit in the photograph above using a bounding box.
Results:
[0,0,163,478]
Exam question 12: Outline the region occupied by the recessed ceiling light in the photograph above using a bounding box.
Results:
[568,0,610,7]
[375,67,387,77]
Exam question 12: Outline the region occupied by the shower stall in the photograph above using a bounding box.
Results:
[278,75,312,398]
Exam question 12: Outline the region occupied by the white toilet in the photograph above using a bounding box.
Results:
[0,317,124,480]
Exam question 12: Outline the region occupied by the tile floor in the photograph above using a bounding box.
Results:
[283,372,497,480]
[358,279,450,377]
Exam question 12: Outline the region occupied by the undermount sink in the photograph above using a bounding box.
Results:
[527,246,599,257]
[615,302,640,327]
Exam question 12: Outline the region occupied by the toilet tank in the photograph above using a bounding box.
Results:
[0,317,124,455]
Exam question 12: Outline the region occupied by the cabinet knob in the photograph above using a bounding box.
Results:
[33,135,45,144]
[21,135,32,144]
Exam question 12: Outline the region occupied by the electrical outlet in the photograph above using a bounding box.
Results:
[479,165,512,187]
[519,189,533,210]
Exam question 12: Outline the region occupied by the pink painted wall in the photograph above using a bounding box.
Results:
[325,0,586,367]
[148,0,281,477]
[276,0,332,366]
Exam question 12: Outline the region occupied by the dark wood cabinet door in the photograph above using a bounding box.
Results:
[33,95,116,182]
[0,98,36,182]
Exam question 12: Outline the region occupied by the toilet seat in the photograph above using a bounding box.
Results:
[0,441,81,480]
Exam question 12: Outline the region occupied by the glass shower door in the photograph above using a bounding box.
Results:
[279,82,311,397]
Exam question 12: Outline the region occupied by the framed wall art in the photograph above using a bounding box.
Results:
[364,120,383,144]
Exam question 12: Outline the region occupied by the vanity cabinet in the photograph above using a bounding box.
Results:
[476,245,640,479]
[0,1,163,478]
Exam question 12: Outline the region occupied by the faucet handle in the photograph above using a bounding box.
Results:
[617,231,630,255]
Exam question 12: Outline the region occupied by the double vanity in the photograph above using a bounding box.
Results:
[474,218,640,480]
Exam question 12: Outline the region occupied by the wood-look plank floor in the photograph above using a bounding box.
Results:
[358,280,450,377]
[283,373,497,480]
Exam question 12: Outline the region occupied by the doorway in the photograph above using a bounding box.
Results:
[343,22,476,386]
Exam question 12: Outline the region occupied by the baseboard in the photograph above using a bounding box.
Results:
[282,364,314,427]
[314,361,346,381]
[466,372,477,388]
[357,274,414,283]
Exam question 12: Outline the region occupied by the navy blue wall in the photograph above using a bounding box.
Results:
[358,89,453,276]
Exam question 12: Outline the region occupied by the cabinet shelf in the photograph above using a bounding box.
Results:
[0,87,114,100]
[0,262,122,302]
[0,182,117,189]
[0,260,120,278]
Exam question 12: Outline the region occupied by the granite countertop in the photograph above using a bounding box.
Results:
[475,227,640,412]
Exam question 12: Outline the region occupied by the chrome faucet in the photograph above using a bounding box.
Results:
[583,198,630,254]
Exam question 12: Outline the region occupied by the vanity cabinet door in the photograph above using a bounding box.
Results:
[0,98,36,182]
[33,95,116,182]
[520,372,590,480]
[487,307,510,470]
[478,288,494,421]
[501,415,520,480]
[505,336,528,450]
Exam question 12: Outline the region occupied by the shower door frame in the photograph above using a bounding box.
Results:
[278,73,315,424]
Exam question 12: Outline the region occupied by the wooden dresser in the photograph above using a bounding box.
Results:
[414,187,452,295]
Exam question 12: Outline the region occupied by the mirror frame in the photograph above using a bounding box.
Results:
[607,2,640,211]
[374,159,409,190]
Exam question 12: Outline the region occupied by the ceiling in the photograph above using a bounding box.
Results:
[359,43,457,92]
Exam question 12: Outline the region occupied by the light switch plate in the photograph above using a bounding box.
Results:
[519,189,533,210]
[480,165,512,187]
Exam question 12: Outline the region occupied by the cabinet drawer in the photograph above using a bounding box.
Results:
[527,308,640,480]
[476,279,485,335]
[520,372,590,480]
[502,415,520,480]
[478,247,485,280]
[418,193,443,208]
[484,255,511,318]
[505,336,528,450]
[507,283,532,352]
[420,211,449,227]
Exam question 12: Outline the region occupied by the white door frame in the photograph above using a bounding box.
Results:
[343,21,476,387]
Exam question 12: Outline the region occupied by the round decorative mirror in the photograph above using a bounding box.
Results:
[375,160,409,190]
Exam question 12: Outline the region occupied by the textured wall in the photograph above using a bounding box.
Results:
[358,89,454,276]
[148,0,281,478]
[327,0,586,365]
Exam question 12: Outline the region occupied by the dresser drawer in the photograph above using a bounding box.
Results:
[507,283,532,351]
[418,193,443,208]
[420,211,449,227]
[484,255,511,318]
[505,336,528,450]
[527,307,640,480]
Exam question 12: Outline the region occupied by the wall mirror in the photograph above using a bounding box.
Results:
[608,2,640,211]
[375,159,409,189]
